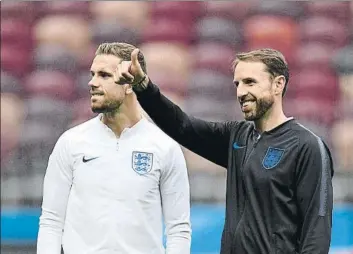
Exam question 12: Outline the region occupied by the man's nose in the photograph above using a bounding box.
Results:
[88,78,97,88]
[236,83,248,99]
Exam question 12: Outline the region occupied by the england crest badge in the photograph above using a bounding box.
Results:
[132,151,153,175]
[262,147,284,170]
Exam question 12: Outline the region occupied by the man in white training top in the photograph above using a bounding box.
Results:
[37,42,191,254]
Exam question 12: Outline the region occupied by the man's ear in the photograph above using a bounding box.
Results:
[273,75,286,96]
[125,84,134,95]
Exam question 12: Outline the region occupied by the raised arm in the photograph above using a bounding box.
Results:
[137,79,235,167]
[37,132,73,254]
[160,142,191,254]
[295,137,334,254]
[116,49,237,168]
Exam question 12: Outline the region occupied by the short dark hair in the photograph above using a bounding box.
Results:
[95,42,147,74]
[232,48,289,96]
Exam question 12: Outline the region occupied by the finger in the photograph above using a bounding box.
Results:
[122,72,134,82]
[131,48,140,67]
[121,61,134,81]
[115,78,126,85]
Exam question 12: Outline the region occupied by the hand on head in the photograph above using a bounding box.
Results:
[115,49,146,86]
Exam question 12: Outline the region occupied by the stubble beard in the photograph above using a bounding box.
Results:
[91,99,122,114]
[244,96,274,121]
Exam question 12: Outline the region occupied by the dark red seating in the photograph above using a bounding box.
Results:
[300,16,348,48]
[24,70,75,101]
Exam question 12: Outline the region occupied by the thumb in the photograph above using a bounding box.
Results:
[131,48,140,67]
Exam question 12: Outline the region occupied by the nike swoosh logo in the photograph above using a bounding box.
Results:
[82,156,99,163]
[233,142,246,149]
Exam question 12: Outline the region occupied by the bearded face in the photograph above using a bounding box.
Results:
[89,54,129,113]
[239,92,274,121]
[233,61,279,121]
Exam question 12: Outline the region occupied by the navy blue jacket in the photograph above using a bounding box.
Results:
[135,80,334,254]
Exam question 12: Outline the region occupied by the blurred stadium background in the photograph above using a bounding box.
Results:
[1,1,353,253]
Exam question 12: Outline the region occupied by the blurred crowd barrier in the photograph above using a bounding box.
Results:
[1,1,353,253]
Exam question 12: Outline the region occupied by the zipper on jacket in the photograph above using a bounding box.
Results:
[242,133,262,169]
[233,133,262,247]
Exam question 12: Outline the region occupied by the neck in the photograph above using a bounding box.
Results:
[254,102,289,133]
[101,96,142,137]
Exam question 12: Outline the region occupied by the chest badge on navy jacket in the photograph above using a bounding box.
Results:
[132,151,153,175]
[262,147,285,170]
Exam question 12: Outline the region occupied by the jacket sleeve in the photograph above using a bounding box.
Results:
[295,136,334,254]
[135,80,236,168]
[160,142,191,254]
[37,132,73,254]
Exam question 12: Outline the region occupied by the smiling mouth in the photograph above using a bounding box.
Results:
[240,100,255,106]
[240,100,256,112]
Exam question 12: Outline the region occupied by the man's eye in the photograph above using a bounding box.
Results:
[245,80,255,85]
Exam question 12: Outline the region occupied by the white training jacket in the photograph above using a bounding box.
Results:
[37,115,191,254]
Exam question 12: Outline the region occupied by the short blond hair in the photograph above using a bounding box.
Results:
[95,42,147,73]
[232,48,289,96]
